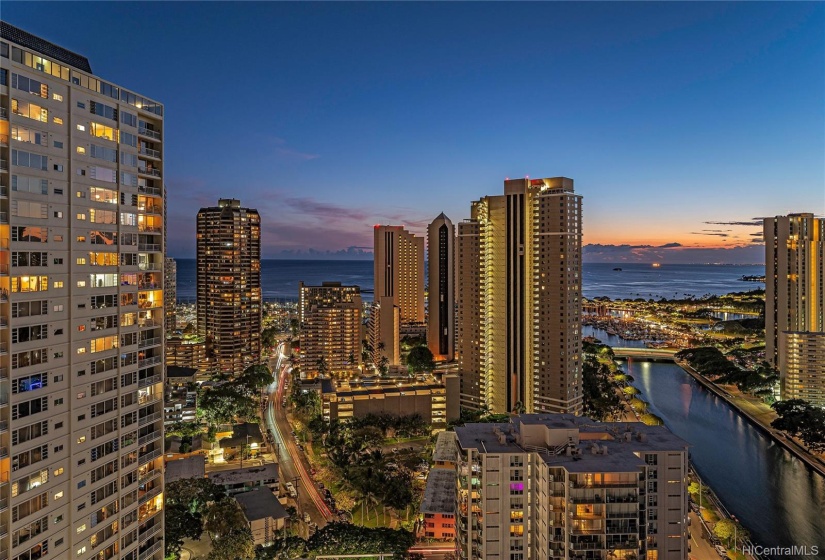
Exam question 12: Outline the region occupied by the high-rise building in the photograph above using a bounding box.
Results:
[0,21,165,560]
[452,415,690,560]
[764,213,825,404]
[368,298,400,369]
[299,281,362,378]
[373,225,424,365]
[456,177,582,414]
[164,256,176,333]
[196,199,261,376]
[428,213,455,362]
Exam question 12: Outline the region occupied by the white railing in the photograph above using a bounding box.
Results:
[138,128,161,140]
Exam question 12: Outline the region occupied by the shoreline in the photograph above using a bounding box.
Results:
[674,358,825,479]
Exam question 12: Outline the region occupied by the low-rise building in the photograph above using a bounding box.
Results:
[217,423,265,462]
[421,468,457,540]
[319,375,460,427]
[432,431,458,470]
[208,463,280,496]
[453,415,690,560]
[165,366,199,429]
[166,334,211,373]
[234,487,289,546]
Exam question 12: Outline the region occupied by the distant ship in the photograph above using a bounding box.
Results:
[613,267,622,271]
[652,263,661,268]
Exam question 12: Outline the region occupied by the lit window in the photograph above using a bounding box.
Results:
[77,348,86,354]
[52,93,63,102]
[54,467,64,476]
[76,258,86,265]
[53,117,63,125]
[77,524,86,534]
[77,281,86,288]
[77,124,86,132]
[76,146,86,155]
[54,491,64,500]
[76,435,85,443]
[77,547,86,556]
[53,281,64,288]
[77,325,86,332]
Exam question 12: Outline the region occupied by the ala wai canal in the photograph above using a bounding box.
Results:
[583,326,825,558]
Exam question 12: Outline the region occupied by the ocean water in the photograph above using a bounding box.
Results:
[173,259,765,302]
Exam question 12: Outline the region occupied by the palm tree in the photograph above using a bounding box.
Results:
[315,356,329,378]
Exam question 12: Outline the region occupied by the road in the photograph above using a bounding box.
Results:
[264,343,334,527]
[689,511,722,560]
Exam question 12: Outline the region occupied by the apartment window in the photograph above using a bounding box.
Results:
[53,281,64,289]
[54,211,63,218]
[53,164,63,172]
[54,141,63,149]
[77,124,86,131]
[76,146,86,155]
[77,102,86,109]
[53,117,63,125]
[11,99,48,122]
[11,149,48,170]
[54,188,63,195]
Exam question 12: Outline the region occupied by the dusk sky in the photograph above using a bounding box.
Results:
[5,2,823,263]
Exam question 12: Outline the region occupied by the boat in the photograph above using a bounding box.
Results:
[613,267,622,271]
[652,263,661,268]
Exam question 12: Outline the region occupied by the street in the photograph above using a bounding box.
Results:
[264,343,334,527]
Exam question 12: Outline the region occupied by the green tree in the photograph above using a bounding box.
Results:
[165,478,227,559]
[165,503,203,558]
[713,518,737,546]
[198,384,257,428]
[316,356,329,377]
[167,420,203,439]
[205,499,255,560]
[406,345,435,375]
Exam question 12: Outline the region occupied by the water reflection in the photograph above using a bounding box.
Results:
[621,359,825,558]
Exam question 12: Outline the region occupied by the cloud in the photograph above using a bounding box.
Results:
[283,197,369,222]
[703,219,763,226]
[267,136,320,162]
[690,232,729,237]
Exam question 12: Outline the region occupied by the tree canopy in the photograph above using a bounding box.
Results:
[405,345,435,374]
[771,399,825,452]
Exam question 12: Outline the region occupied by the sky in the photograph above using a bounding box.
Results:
[4,2,824,263]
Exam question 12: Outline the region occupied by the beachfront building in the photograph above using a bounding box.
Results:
[164,256,176,332]
[299,281,362,378]
[453,415,690,560]
[764,213,825,405]
[456,177,583,414]
[196,198,261,376]
[0,21,166,560]
[428,213,455,362]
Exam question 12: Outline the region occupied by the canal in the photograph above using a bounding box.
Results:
[584,326,825,556]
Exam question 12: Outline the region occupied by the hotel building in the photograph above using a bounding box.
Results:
[372,225,424,366]
[428,213,455,362]
[0,21,165,560]
[765,213,825,405]
[298,282,362,378]
[163,256,176,333]
[453,415,689,560]
[457,178,582,414]
[196,199,261,376]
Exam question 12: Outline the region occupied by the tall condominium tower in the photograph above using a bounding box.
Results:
[164,256,176,333]
[299,282,362,378]
[196,199,261,376]
[428,213,455,362]
[0,22,166,560]
[373,225,424,365]
[452,416,690,560]
[764,213,825,405]
[456,177,582,414]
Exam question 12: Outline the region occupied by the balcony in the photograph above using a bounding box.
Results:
[138,185,162,196]
[0,107,6,119]
[0,343,7,355]
[138,225,162,234]
[139,337,161,349]
[0,212,7,223]
[0,161,6,172]
[138,243,160,252]
[139,411,162,426]
[138,127,161,141]
[139,468,161,485]
[138,484,162,505]
[139,522,162,542]
[139,146,161,159]
[139,374,162,388]
[0,134,7,145]
[139,430,161,446]
[138,391,162,405]
[138,540,163,560]
[138,167,161,178]
[139,447,162,465]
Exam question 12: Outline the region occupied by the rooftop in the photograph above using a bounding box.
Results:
[1,21,92,72]
[167,366,199,380]
[420,469,457,514]
[234,487,288,522]
[220,423,264,448]
[455,414,688,473]
[433,431,457,463]
[165,455,206,483]
[208,463,278,486]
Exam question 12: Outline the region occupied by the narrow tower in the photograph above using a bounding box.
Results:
[428,213,455,362]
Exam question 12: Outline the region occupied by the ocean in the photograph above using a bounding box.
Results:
[173,259,765,303]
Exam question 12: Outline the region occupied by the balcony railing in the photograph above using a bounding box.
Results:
[139,411,162,426]
[0,107,7,119]
[139,468,161,485]
[0,212,7,223]
[138,167,161,177]
[138,185,162,196]
[138,127,161,140]
[139,147,161,159]
[138,319,161,328]
[138,244,160,252]
[139,522,162,542]
[138,430,161,446]
[138,540,163,560]
[0,161,7,172]
[0,134,7,145]
[139,374,161,388]
[138,485,162,505]
[138,391,161,405]
[139,447,162,466]
[0,343,8,355]
[138,262,160,271]
[139,337,161,349]
[138,225,162,233]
